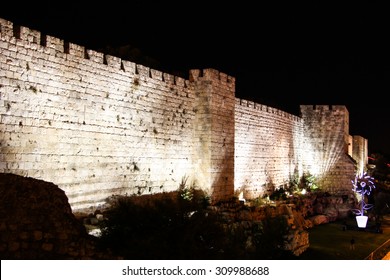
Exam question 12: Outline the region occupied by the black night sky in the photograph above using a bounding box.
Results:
[1,1,389,155]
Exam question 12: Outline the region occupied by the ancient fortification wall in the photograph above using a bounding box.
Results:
[0,18,366,212]
[299,105,356,194]
[234,100,304,198]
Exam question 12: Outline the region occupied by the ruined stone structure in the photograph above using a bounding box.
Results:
[0,18,367,212]
[0,173,117,259]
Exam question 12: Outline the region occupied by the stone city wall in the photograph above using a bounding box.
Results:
[234,100,303,198]
[0,18,365,212]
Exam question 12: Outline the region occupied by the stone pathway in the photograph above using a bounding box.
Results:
[382,214,390,230]
[369,214,390,259]
[380,215,390,259]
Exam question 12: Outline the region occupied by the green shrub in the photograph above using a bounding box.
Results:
[97,190,225,259]
[97,191,294,259]
[251,214,294,259]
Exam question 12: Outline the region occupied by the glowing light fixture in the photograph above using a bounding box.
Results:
[356,215,369,228]
[351,172,376,228]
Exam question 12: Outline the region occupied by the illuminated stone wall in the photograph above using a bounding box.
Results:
[234,101,304,198]
[299,105,357,195]
[352,135,368,175]
[0,18,237,210]
[0,18,365,211]
[234,103,359,198]
[189,69,236,201]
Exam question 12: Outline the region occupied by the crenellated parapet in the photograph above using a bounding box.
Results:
[236,98,301,121]
[300,104,349,115]
[189,68,235,92]
[0,17,189,91]
[0,18,13,39]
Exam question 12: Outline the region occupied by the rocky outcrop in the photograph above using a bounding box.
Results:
[0,172,357,259]
[0,173,118,259]
[208,201,310,256]
[279,191,356,226]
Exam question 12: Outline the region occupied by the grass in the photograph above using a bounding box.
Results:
[297,217,390,260]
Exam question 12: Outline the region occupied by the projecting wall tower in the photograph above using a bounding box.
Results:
[189,69,235,201]
[300,105,356,194]
[352,135,368,175]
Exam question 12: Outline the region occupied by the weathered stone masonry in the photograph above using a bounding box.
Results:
[0,18,367,212]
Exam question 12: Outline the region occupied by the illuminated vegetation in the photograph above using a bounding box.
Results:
[96,187,293,259]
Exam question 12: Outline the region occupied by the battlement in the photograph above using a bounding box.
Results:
[189,68,235,86]
[0,17,190,89]
[235,98,301,121]
[0,17,236,97]
[300,104,348,113]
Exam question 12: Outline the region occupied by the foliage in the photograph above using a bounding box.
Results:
[250,213,294,259]
[179,175,193,201]
[97,191,218,259]
[301,172,319,191]
[370,153,390,183]
[96,191,294,259]
[247,196,267,207]
[178,175,210,208]
[269,187,287,201]
[265,172,319,203]
[368,153,390,216]
[288,171,301,193]
[289,171,319,195]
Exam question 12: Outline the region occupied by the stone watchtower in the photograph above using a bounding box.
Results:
[300,105,356,194]
[189,69,236,202]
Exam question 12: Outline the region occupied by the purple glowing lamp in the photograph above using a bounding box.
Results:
[351,172,376,228]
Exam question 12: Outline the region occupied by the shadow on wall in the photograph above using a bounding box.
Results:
[210,164,235,202]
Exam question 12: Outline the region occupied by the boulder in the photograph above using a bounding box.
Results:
[0,173,118,259]
[309,215,329,225]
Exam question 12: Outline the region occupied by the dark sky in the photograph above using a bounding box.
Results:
[1,1,389,155]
